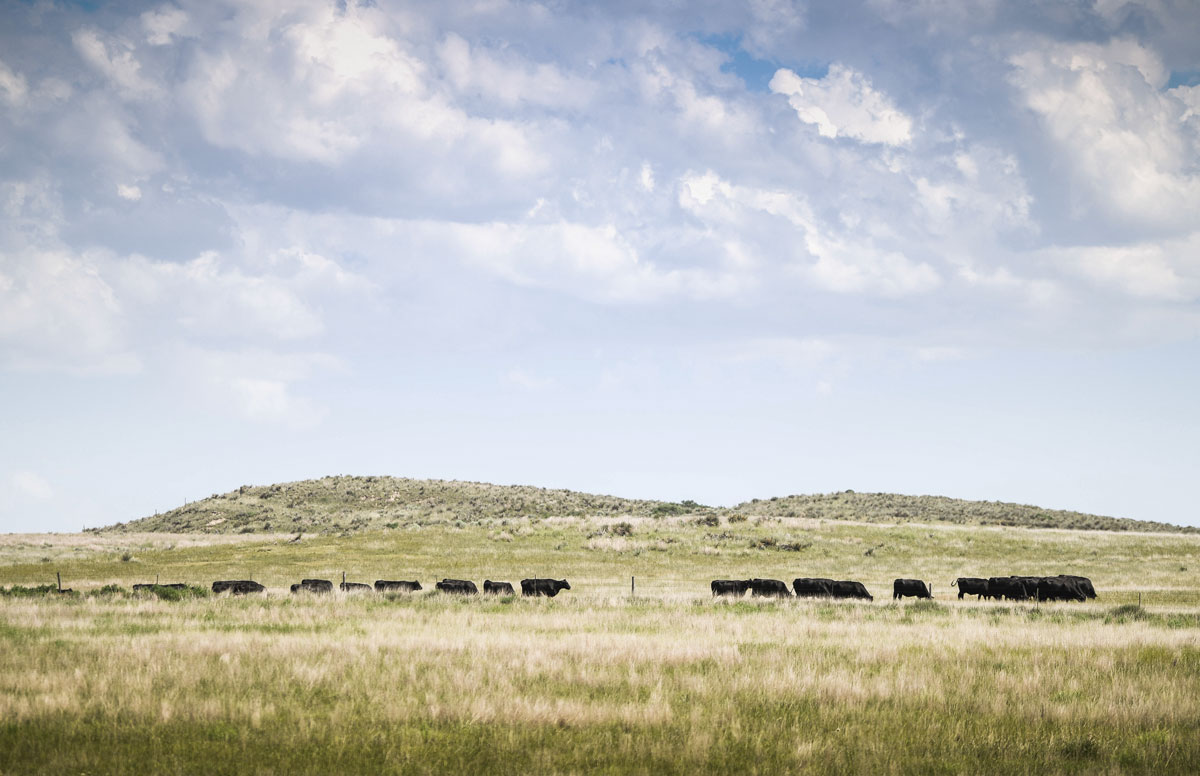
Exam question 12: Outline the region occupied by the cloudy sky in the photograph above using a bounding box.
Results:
[2,0,1199,532]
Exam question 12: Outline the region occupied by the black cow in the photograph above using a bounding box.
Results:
[520,578,570,597]
[290,578,333,594]
[133,583,187,592]
[748,578,791,597]
[1036,578,1087,602]
[375,580,422,593]
[831,580,873,600]
[711,579,751,597]
[437,579,478,595]
[951,578,989,600]
[483,580,515,595]
[340,582,372,593]
[792,578,835,598]
[987,577,1030,601]
[893,579,932,600]
[1055,575,1097,599]
[212,580,264,595]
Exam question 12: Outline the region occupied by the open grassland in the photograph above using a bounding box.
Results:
[2,520,1199,774]
[2,594,1200,775]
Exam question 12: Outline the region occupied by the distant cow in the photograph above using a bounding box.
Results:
[520,578,570,597]
[290,579,333,594]
[711,579,751,597]
[212,580,264,595]
[893,579,932,600]
[792,578,835,598]
[483,580,515,595]
[1055,575,1097,599]
[133,583,187,592]
[987,577,1030,601]
[340,582,372,593]
[748,578,791,598]
[375,580,422,593]
[1036,578,1087,602]
[436,579,478,595]
[831,580,873,600]
[951,578,990,600]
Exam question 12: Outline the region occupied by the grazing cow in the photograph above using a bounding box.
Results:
[831,580,873,600]
[951,578,990,600]
[792,578,836,598]
[1035,578,1087,602]
[711,579,751,597]
[893,579,932,600]
[133,583,187,592]
[290,579,333,594]
[375,580,422,593]
[436,579,478,595]
[340,582,372,593]
[213,582,265,594]
[748,578,791,598]
[987,577,1030,601]
[520,578,571,597]
[213,580,264,595]
[483,580,515,595]
[1055,575,1097,599]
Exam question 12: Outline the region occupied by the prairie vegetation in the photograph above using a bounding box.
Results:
[3,501,1199,774]
[99,476,1197,536]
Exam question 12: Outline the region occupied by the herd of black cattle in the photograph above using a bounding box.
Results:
[203,578,571,596]
[711,574,1098,602]
[190,574,1096,602]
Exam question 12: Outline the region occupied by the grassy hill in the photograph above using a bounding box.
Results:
[98,476,1196,535]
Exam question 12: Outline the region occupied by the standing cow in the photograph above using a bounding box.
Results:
[748,578,791,598]
[375,580,422,593]
[520,578,570,597]
[831,580,873,600]
[711,580,751,597]
[792,578,836,598]
[212,580,264,595]
[436,579,478,594]
[893,579,932,600]
[483,580,515,595]
[951,578,990,600]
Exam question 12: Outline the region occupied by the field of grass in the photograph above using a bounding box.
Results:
[2,517,1199,774]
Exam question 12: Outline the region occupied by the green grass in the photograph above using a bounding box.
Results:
[3,513,1200,774]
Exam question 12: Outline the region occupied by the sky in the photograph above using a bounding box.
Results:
[2,0,1200,532]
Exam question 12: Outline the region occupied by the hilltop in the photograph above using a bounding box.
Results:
[98,476,1196,535]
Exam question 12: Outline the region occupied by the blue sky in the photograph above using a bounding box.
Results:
[2,0,1199,532]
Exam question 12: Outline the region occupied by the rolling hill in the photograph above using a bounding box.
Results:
[98,476,1196,535]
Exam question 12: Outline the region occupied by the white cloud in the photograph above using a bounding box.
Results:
[678,171,940,296]
[141,5,189,46]
[0,59,28,107]
[1008,37,1200,231]
[72,28,159,99]
[444,219,755,303]
[0,249,138,373]
[6,471,54,501]
[181,348,338,428]
[116,183,142,201]
[770,64,913,146]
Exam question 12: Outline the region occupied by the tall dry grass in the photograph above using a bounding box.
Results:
[2,593,1199,774]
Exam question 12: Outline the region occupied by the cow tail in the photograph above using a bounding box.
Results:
[951,579,958,586]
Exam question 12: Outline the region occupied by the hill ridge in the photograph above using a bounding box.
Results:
[97,476,1197,535]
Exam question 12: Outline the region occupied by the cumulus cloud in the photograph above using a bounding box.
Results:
[770,64,913,145]
[1008,37,1200,232]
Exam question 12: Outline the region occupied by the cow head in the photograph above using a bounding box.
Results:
[559,580,570,590]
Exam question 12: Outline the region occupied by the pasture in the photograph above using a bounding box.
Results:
[2,516,1199,774]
